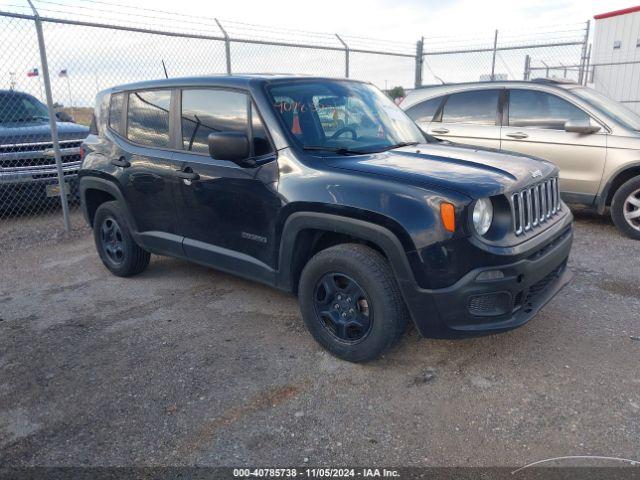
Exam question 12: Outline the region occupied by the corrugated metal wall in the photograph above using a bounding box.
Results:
[592,9,640,113]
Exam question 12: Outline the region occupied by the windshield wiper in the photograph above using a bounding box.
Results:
[302,145,365,155]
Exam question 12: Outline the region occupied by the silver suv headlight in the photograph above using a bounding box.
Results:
[472,198,493,236]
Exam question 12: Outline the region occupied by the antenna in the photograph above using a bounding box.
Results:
[161,60,169,79]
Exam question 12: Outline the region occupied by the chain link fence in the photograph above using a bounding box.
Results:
[0,1,593,236]
[419,22,590,85]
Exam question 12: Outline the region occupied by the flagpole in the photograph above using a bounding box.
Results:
[65,74,74,119]
[38,75,44,101]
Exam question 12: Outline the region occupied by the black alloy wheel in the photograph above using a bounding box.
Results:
[313,272,373,343]
[99,216,125,265]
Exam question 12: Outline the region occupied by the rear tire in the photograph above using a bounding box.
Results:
[298,243,408,363]
[611,176,640,240]
[93,201,150,276]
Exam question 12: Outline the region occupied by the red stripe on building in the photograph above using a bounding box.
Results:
[594,5,640,20]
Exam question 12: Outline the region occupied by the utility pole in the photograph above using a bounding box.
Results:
[414,37,424,88]
[523,55,531,81]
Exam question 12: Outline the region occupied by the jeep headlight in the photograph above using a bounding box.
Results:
[472,198,493,236]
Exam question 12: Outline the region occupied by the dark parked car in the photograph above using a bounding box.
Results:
[0,90,89,214]
[79,75,573,362]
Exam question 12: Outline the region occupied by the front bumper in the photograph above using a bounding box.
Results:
[0,143,82,211]
[400,221,573,338]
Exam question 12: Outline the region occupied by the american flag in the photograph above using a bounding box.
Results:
[26,68,39,77]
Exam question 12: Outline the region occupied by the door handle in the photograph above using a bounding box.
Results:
[506,132,529,139]
[430,127,450,134]
[111,156,130,168]
[174,169,200,181]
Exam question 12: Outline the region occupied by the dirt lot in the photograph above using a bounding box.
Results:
[0,208,639,467]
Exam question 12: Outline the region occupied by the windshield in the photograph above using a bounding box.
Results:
[267,80,425,154]
[0,92,49,124]
[573,87,640,131]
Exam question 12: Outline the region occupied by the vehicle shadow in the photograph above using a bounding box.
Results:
[566,204,613,226]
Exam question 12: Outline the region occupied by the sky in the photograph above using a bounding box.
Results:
[0,0,634,43]
[0,0,636,105]
[116,0,631,40]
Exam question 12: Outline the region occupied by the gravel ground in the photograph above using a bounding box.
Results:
[0,207,639,467]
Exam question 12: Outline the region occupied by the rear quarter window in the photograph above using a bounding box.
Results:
[405,96,443,123]
[108,92,124,134]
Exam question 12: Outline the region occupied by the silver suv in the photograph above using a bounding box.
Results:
[402,79,640,239]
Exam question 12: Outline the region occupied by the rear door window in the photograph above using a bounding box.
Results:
[126,90,171,147]
[405,96,443,123]
[508,89,590,130]
[441,89,500,125]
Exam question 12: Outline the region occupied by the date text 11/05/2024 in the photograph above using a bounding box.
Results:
[233,468,400,477]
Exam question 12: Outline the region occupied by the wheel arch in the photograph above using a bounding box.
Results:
[597,162,640,214]
[276,211,416,295]
[79,176,137,230]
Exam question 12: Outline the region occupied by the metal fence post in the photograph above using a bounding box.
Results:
[578,20,590,84]
[414,37,424,88]
[27,0,71,231]
[523,54,531,80]
[541,60,550,77]
[490,29,498,81]
[583,43,592,85]
[215,18,232,75]
[335,34,349,78]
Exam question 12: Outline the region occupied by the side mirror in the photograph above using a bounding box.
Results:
[207,132,253,167]
[564,121,600,134]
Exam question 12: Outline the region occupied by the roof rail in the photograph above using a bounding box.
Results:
[531,77,578,85]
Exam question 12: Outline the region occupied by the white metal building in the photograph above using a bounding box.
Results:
[591,6,640,112]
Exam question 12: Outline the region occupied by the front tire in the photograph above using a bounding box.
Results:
[93,201,150,276]
[611,176,640,240]
[298,244,408,362]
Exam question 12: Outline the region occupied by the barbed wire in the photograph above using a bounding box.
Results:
[0,0,589,58]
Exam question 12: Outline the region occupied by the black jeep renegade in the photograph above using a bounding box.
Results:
[79,75,573,362]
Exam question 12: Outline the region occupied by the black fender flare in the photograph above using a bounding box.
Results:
[79,176,138,231]
[276,211,416,292]
[595,161,640,214]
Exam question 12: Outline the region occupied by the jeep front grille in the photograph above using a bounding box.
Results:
[511,177,561,236]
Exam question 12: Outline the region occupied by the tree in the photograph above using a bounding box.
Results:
[387,86,406,100]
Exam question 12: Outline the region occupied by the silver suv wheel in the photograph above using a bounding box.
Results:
[623,188,640,232]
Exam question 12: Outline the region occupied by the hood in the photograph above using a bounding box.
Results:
[325,142,558,198]
[0,120,89,145]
